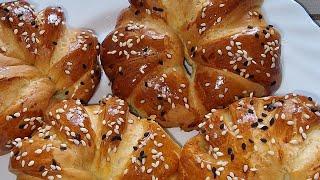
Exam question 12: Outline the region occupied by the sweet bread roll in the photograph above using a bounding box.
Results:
[9,96,180,180]
[0,1,100,154]
[101,0,282,130]
[180,94,320,179]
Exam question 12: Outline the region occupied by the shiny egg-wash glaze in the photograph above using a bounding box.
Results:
[101,0,282,131]
[180,94,320,179]
[0,1,100,155]
[9,96,180,180]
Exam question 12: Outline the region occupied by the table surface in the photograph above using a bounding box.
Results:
[297,0,320,25]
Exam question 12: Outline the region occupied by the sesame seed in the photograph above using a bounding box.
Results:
[287,121,294,126]
[289,140,298,145]
[216,17,222,23]
[35,149,42,154]
[14,112,21,117]
[1,46,7,52]
[250,168,258,172]
[28,160,35,167]
[42,171,48,177]
[216,152,223,156]
[147,168,152,173]
[268,151,275,156]
[303,114,310,119]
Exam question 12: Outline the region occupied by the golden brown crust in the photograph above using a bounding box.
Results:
[179,94,320,179]
[0,1,100,155]
[9,96,181,180]
[101,0,282,130]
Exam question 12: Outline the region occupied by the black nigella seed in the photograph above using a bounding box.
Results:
[153,7,164,12]
[144,132,150,137]
[75,133,81,140]
[52,159,58,166]
[18,124,25,129]
[39,165,45,172]
[60,146,67,151]
[260,138,267,143]
[261,126,269,131]
[111,135,122,141]
[251,122,258,128]
[242,143,246,150]
[259,14,263,19]
[269,118,275,126]
[135,10,140,15]
[231,154,235,161]
[212,167,217,178]
[102,134,106,140]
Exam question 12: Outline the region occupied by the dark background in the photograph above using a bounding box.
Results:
[297,0,320,26]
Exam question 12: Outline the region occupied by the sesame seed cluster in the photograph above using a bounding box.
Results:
[101,0,282,130]
[180,94,320,179]
[9,96,180,179]
[0,1,100,154]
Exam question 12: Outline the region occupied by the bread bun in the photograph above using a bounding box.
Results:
[180,94,320,179]
[9,96,180,179]
[101,0,281,130]
[0,1,100,154]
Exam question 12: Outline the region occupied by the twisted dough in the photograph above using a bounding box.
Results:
[0,1,100,154]
[9,96,180,180]
[101,0,282,130]
[180,94,320,179]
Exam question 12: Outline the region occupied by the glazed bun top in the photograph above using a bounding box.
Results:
[101,0,282,130]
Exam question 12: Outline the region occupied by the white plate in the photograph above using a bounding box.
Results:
[1,0,320,179]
